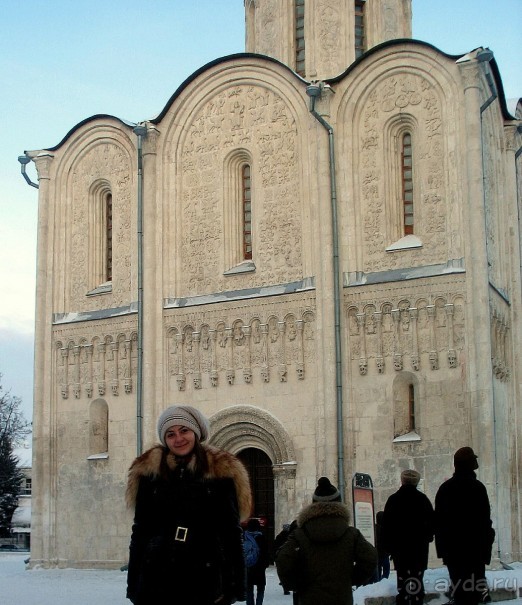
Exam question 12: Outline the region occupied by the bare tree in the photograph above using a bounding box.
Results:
[0,375,31,537]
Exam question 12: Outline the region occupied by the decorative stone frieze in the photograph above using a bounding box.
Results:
[164,296,316,391]
[345,285,466,375]
[52,320,137,399]
[490,298,511,382]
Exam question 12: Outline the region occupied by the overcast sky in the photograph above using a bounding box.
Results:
[0,0,520,465]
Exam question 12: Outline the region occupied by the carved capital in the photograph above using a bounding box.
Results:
[296,363,305,380]
[359,358,368,376]
[504,123,519,152]
[176,374,186,391]
[143,125,160,155]
[458,62,481,91]
[448,349,457,368]
[226,369,235,385]
[32,153,54,181]
[210,371,218,387]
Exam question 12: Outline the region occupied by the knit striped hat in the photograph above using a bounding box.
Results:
[157,405,210,446]
[313,477,341,502]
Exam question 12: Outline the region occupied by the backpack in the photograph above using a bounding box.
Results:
[243,531,261,567]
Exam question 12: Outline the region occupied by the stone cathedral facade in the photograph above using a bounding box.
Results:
[25,0,522,568]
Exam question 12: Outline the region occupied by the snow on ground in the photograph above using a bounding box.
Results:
[354,565,522,605]
[1,553,521,605]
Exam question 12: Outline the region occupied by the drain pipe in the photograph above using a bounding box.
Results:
[133,124,147,456]
[306,82,345,500]
[18,155,39,189]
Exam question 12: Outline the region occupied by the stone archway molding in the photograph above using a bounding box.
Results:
[209,405,296,465]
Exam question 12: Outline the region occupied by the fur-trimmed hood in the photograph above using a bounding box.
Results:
[298,501,350,526]
[126,443,252,522]
[297,501,351,544]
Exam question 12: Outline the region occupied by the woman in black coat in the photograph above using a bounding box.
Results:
[126,405,252,605]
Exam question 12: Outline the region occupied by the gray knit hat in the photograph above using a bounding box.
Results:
[401,469,421,486]
[313,477,341,502]
[157,405,210,446]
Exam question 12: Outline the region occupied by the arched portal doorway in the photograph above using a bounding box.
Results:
[237,448,275,554]
[209,404,297,559]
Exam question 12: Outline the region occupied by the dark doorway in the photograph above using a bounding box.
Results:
[237,448,275,558]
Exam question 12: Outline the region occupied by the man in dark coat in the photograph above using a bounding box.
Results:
[435,447,495,605]
[382,469,434,605]
[275,476,377,605]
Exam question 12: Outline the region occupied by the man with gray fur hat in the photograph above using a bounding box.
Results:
[382,469,435,605]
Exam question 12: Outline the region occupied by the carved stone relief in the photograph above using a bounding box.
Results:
[490,297,511,381]
[165,298,316,391]
[69,142,133,312]
[53,321,137,399]
[346,286,467,375]
[317,0,342,74]
[482,115,508,294]
[176,84,301,295]
[357,73,450,273]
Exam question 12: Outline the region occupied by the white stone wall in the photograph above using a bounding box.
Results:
[28,39,522,568]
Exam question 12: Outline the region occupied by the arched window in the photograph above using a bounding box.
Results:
[393,374,419,440]
[408,383,416,431]
[355,0,366,58]
[242,165,252,260]
[105,193,113,281]
[295,0,305,77]
[402,133,414,234]
[223,151,255,274]
[89,181,113,291]
[89,399,108,457]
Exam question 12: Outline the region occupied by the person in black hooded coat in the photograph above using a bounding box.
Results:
[435,447,495,605]
[382,469,434,605]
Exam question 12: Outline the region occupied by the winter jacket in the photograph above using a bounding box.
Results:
[275,501,377,605]
[381,484,434,569]
[126,443,252,605]
[434,469,495,565]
